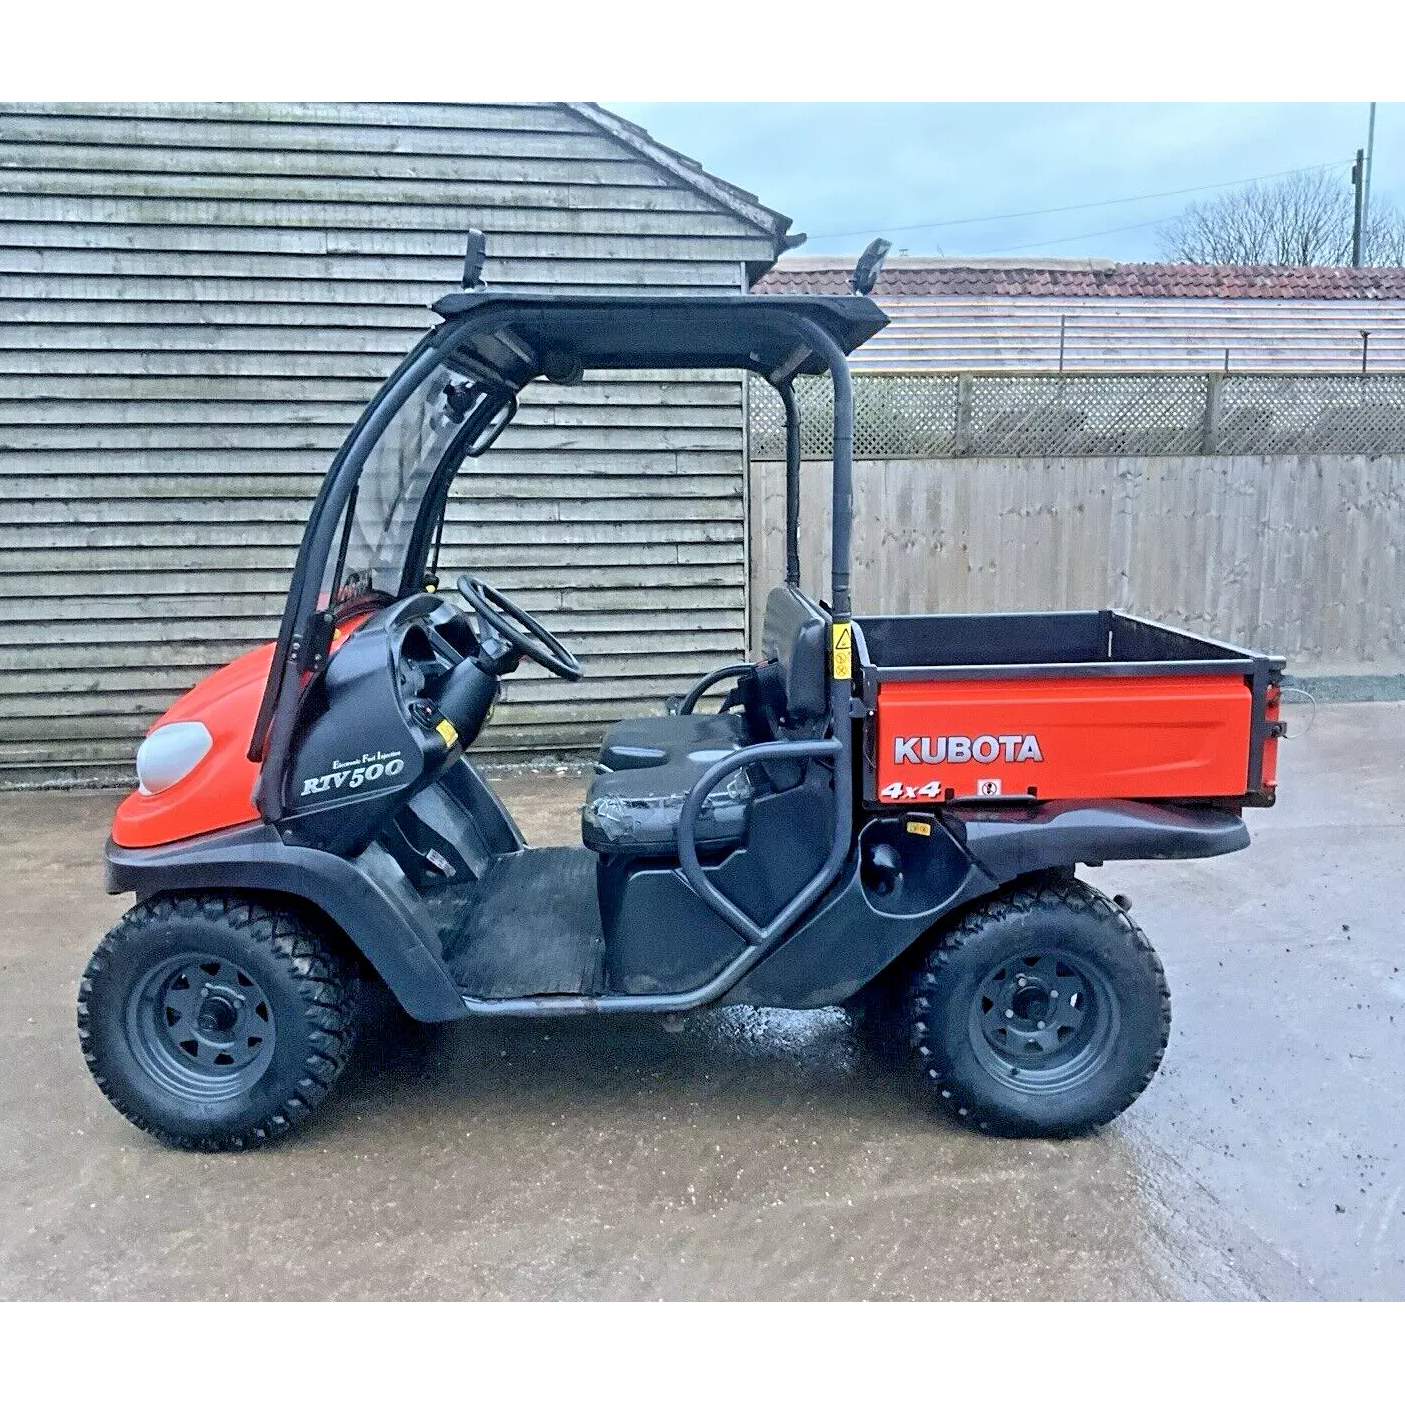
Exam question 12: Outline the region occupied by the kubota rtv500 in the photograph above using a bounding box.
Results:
[79,236,1283,1149]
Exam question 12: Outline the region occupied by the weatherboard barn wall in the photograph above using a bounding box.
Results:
[0,102,789,784]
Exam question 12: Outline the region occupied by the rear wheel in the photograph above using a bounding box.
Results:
[904,876,1170,1136]
[78,894,359,1150]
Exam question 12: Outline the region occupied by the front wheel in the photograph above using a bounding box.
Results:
[78,894,360,1150]
[904,876,1171,1136]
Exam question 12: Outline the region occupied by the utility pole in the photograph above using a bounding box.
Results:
[1362,102,1378,258]
[1350,148,1365,267]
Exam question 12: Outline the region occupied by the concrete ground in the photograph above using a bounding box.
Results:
[1,703,1401,1300]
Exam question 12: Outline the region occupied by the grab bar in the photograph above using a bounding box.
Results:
[675,736,846,946]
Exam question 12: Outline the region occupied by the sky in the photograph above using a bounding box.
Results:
[609,103,1398,262]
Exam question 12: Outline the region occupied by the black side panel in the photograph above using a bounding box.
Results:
[105,827,466,1022]
[384,783,489,884]
[856,611,1108,669]
[949,799,1250,882]
[1109,613,1239,662]
[726,817,992,1009]
[599,865,747,996]
[854,609,1276,673]
[439,758,526,857]
[281,594,476,856]
[601,770,833,995]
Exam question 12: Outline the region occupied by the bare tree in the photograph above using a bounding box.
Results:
[1157,168,1405,266]
[1367,203,1405,265]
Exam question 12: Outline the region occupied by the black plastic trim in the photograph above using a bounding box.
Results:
[676,737,845,945]
[105,827,466,1023]
[872,659,1269,682]
[949,799,1250,883]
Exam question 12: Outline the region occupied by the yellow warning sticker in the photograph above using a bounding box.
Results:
[435,717,459,748]
[906,819,933,837]
[831,622,852,680]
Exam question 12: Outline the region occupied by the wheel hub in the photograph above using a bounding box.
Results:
[195,989,242,1039]
[126,953,276,1099]
[1010,982,1051,1024]
[967,949,1117,1093]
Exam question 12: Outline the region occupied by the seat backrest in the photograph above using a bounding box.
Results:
[759,585,829,726]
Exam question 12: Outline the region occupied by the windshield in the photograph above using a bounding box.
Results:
[320,364,507,610]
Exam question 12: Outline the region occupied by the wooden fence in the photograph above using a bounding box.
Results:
[747,452,1405,674]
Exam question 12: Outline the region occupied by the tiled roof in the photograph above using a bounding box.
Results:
[755,257,1405,300]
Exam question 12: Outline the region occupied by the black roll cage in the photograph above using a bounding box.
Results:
[246,290,885,973]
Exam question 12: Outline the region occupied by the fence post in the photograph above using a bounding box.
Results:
[1203,371,1223,455]
[955,373,973,456]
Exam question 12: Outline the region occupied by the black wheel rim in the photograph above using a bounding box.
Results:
[966,948,1120,1094]
[125,953,276,1101]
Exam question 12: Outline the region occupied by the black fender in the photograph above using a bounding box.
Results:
[728,800,1248,1009]
[947,799,1249,883]
[104,824,466,1022]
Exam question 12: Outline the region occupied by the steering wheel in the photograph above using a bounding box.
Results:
[456,574,583,682]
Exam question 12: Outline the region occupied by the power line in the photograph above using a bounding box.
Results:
[980,213,1182,255]
[807,158,1350,242]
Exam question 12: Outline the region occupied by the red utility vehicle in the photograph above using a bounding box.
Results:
[78,236,1284,1150]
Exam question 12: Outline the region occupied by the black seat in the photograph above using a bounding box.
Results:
[583,710,753,855]
[581,758,754,856]
[597,711,748,772]
[582,586,831,858]
[755,585,829,730]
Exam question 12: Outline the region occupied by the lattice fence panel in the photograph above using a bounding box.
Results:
[751,374,959,459]
[968,374,1209,456]
[855,375,959,457]
[1215,374,1405,455]
[751,371,1405,460]
[749,375,833,460]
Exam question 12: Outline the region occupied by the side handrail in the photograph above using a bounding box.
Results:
[677,662,755,715]
[676,736,846,946]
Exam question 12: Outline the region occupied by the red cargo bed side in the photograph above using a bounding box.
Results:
[874,674,1254,804]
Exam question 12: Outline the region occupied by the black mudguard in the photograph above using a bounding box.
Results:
[949,799,1249,882]
[729,800,1249,1009]
[104,824,466,1022]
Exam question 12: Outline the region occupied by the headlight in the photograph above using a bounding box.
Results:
[136,722,213,795]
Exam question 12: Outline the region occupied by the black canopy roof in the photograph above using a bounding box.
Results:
[430,290,889,385]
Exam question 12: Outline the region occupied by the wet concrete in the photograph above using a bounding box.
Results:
[1,707,1400,1299]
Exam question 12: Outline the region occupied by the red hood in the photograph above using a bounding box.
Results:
[113,617,372,849]
[155,641,276,732]
[112,643,274,848]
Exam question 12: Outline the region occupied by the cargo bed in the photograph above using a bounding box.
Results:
[851,610,1283,808]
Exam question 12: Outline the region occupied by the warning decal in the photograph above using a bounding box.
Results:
[831,622,852,680]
